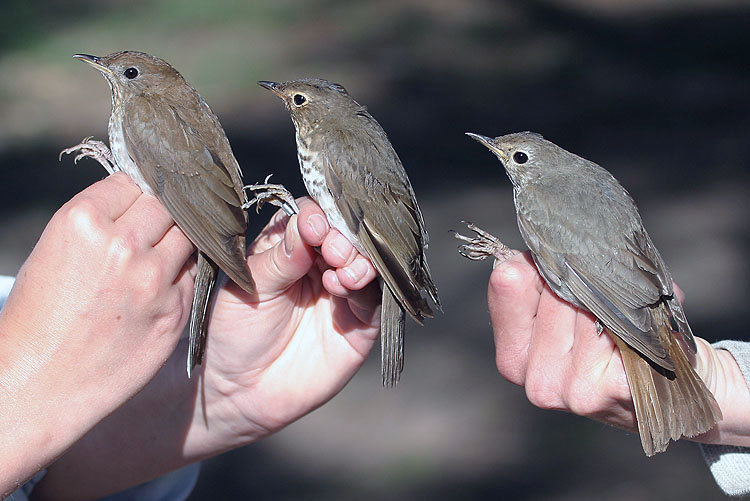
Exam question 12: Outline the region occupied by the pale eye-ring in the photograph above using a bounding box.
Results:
[293,94,307,106]
[124,67,139,79]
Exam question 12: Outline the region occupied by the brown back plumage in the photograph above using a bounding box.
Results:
[260,79,440,386]
[76,51,254,377]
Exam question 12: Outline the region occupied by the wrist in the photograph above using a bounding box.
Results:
[692,339,750,447]
[190,369,270,453]
[0,316,103,494]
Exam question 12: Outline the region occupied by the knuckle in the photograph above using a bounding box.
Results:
[58,198,104,234]
[105,233,139,269]
[494,344,528,386]
[152,299,185,338]
[495,352,523,386]
[108,171,137,191]
[135,265,164,297]
[562,377,602,417]
[488,259,531,297]
[140,193,168,216]
[524,372,562,411]
[267,247,288,282]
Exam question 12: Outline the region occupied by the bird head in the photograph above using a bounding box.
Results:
[73,51,185,102]
[258,78,363,132]
[466,131,555,188]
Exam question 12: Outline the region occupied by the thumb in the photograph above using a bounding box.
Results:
[246,214,317,299]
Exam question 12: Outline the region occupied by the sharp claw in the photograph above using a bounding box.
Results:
[59,146,78,162]
[241,177,299,217]
[455,222,511,263]
[59,137,116,174]
[453,232,473,244]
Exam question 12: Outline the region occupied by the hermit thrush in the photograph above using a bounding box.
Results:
[457,131,721,455]
[63,51,255,378]
[258,79,440,386]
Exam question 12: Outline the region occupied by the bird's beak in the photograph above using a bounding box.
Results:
[258,80,284,99]
[466,132,507,161]
[73,54,112,75]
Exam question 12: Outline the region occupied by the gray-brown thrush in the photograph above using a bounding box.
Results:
[63,51,255,378]
[457,131,721,456]
[258,79,441,386]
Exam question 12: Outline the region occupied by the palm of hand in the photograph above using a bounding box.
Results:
[200,210,380,434]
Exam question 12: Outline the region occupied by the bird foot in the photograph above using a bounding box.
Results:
[454,222,513,268]
[243,174,299,217]
[59,136,117,175]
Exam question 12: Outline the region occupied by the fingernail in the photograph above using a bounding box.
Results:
[328,237,349,262]
[343,259,365,284]
[284,215,297,257]
[329,270,341,287]
[307,213,328,241]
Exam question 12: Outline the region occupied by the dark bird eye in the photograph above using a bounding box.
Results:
[293,94,306,106]
[513,151,528,164]
[124,67,139,79]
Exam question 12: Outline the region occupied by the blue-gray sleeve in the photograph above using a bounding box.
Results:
[8,464,200,501]
[0,275,14,309]
[100,463,201,501]
[700,340,750,497]
[6,471,45,501]
[2,275,201,500]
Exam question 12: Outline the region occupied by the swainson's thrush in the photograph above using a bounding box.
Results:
[258,79,440,386]
[457,131,721,455]
[63,51,255,378]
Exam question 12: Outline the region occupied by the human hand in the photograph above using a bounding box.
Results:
[30,197,382,498]
[0,173,195,493]
[196,196,381,445]
[487,251,750,447]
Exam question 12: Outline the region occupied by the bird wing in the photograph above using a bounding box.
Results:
[516,186,682,368]
[320,122,438,321]
[121,94,254,293]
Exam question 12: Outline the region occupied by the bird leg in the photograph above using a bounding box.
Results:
[59,136,117,175]
[454,222,513,268]
[242,174,299,217]
[595,319,605,336]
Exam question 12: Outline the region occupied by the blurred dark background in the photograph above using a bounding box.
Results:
[1,0,748,499]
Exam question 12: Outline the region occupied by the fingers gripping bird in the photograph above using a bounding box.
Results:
[258,79,441,387]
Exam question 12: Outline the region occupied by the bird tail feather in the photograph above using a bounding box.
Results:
[613,319,722,456]
[187,253,219,378]
[381,285,406,387]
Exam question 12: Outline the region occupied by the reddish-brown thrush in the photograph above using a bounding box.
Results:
[63,51,255,378]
